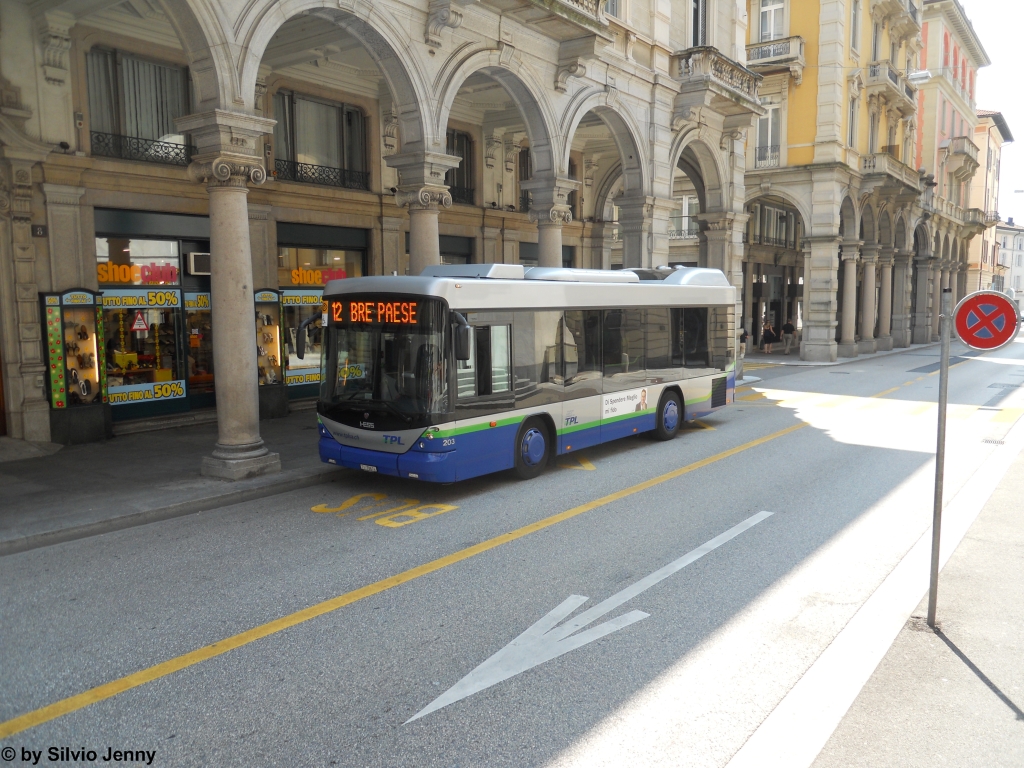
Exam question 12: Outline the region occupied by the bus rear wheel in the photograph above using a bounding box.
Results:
[514,417,550,480]
[654,391,682,441]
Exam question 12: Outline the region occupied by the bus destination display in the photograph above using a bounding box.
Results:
[328,299,419,326]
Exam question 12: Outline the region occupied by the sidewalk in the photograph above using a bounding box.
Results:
[743,340,940,368]
[0,408,343,556]
[812,447,1024,768]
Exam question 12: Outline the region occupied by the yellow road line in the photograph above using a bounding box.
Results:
[0,422,806,740]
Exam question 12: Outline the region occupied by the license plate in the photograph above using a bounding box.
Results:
[359,464,377,473]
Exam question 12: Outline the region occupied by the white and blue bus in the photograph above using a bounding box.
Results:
[305,264,737,482]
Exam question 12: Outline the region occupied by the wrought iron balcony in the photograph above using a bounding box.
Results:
[520,190,531,213]
[870,0,920,36]
[986,211,1000,227]
[746,36,806,85]
[749,232,797,249]
[668,216,699,240]
[755,145,780,169]
[90,131,194,167]
[865,60,916,117]
[672,46,763,119]
[274,159,369,191]
[448,186,475,206]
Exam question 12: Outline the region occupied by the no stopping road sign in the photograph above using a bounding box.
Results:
[953,290,1021,351]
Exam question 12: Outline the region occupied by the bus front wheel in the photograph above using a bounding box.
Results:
[654,391,682,441]
[514,417,550,480]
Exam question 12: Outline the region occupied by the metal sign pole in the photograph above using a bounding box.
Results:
[927,287,953,628]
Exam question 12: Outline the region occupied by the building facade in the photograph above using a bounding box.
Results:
[743,0,1002,360]
[996,218,1024,308]
[966,110,1012,293]
[0,0,763,471]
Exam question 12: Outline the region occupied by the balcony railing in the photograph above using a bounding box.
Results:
[986,211,1001,226]
[90,131,194,167]
[673,46,762,117]
[668,216,699,240]
[865,60,917,116]
[746,36,806,85]
[755,145,780,168]
[949,135,980,163]
[861,152,921,191]
[520,190,531,213]
[965,208,985,226]
[749,232,797,249]
[274,159,369,190]
[448,186,475,206]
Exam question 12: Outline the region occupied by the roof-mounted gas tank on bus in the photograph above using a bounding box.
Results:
[300,264,737,483]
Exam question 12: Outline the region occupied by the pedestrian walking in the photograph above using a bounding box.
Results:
[762,321,776,354]
[782,319,796,355]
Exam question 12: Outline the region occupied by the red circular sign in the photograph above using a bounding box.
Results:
[953,291,1020,351]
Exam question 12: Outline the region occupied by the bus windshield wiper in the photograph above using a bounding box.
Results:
[371,400,413,423]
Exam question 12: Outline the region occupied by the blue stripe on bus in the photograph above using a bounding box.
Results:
[452,423,517,481]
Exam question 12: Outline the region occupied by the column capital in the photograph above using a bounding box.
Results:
[394,185,452,210]
[860,244,880,262]
[529,205,572,225]
[175,110,276,190]
[385,150,461,188]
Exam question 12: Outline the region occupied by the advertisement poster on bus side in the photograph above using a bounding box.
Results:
[602,386,656,418]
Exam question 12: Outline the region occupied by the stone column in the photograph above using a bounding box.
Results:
[522,177,577,268]
[930,261,943,341]
[801,236,840,362]
[385,151,460,275]
[700,212,748,333]
[838,245,860,357]
[858,247,878,354]
[891,250,913,347]
[616,196,654,269]
[912,252,934,345]
[876,249,894,351]
[800,244,811,356]
[176,111,281,480]
[743,260,754,339]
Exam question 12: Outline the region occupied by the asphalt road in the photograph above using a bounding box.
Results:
[2,336,1023,767]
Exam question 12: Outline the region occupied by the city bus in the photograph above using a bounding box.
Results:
[304,264,737,483]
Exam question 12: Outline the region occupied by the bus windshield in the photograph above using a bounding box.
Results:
[319,296,448,428]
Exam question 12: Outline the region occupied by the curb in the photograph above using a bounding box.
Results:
[0,465,346,558]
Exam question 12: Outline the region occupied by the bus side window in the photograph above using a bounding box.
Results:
[603,309,644,382]
[457,325,511,400]
[645,308,671,370]
[514,310,563,406]
[676,307,710,368]
[456,331,477,399]
[563,310,602,386]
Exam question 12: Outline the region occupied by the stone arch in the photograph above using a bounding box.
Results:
[156,0,237,112]
[878,209,893,248]
[669,132,726,212]
[435,50,561,177]
[942,233,951,262]
[839,196,857,239]
[894,215,908,251]
[560,91,648,194]
[235,0,433,148]
[860,203,877,244]
[742,187,812,233]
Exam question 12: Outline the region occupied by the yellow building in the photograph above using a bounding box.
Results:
[966,111,1013,293]
[741,0,996,360]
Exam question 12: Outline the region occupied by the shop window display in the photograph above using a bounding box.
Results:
[184,292,214,394]
[255,291,284,386]
[102,289,186,406]
[40,291,106,408]
[281,291,324,388]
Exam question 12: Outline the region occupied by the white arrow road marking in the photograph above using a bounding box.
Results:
[406,510,774,723]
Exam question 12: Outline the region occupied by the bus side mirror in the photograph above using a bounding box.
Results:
[296,314,318,360]
[453,313,471,361]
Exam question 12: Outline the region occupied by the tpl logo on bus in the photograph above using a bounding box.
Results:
[383,435,405,445]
